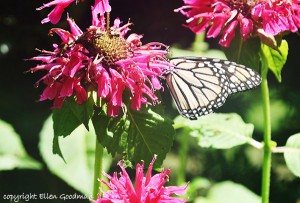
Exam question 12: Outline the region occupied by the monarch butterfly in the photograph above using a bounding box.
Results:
[166,57,262,120]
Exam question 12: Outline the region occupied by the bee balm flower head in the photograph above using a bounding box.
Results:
[94,155,188,203]
[30,4,170,117]
[176,0,300,47]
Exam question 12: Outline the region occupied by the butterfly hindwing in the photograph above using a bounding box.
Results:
[166,57,261,120]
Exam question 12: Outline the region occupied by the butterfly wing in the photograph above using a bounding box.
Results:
[207,58,262,94]
[166,57,261,120]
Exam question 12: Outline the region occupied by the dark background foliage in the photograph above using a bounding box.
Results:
[0,0,300,202]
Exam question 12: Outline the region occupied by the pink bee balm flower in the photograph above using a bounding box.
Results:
[251,0,300,36]
[94,155,188,203]
[176,0,300,47]
[30,4,170,116]
[37,0,111,24]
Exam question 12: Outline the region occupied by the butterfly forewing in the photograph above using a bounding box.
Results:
[166,58,229,120]
[166,57,261,120]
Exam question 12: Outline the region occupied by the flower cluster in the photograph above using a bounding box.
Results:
[176,0,300,47]
[94,155,187,203]
[31,0,170,117]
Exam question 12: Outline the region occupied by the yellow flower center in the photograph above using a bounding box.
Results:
[79,29,131,68]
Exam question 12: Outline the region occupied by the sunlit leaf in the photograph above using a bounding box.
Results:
[284,133,300,177]
[52,98,93,158]
[0,119,42,170]
[174,113,254,149]
[206,181,261,203]
[39,115,112,195]
[260,40,288,82]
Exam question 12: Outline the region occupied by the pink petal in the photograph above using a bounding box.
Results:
[74,80,87,104]
[59,77,74,97]
[151,76,162,90]
[219,20,238,47]
[50,28,73,43]
[239,17,253,39]
[145,155,157,185]
[65,55,83,77]
[40,82,60,101]
[207,16,227,38]
[47,5,65,24]
[37,0,74,10]
[92,0,111,26]
[67,17,83,36]
[37,0,75,24]
[110,69,125,107]
[131,90,142,110]
[94,0,111,15]
[97,67,111,98]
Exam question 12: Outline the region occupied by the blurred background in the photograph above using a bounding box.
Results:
[0,0,300,202]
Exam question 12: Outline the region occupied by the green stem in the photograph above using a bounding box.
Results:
[236,37,243,62]
[260,62,272,203]
[192,32,206,52]
[92,139,104,200]
[177,130,189,185]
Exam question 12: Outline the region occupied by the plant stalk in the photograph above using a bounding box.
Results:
[261,63,272,203]
[177,130,189,185]
[92,139,104,200]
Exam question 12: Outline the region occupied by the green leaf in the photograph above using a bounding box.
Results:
[39,115,112,195]
[52,135,65,162]
[92,112,130,156]
[223,36,261,71]
[0,119,42,170]
[52,98,93,158]
[260,40,288,82]
[53,97,93,138]
[174,113,254,149]
[284,133,300,177]
[93,106,175,167]
[206,181,261,203]
[186,177,211,201]
[127,107,175,166]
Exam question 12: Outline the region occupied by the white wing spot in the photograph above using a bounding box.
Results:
[246,81,252,85]
[249,70,255,76]
[228,66,235,73]
[214,63,223,69]
[198,63,205,67]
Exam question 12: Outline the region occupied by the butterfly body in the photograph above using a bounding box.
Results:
[166,57,261,120]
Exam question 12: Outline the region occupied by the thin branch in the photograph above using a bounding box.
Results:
[272,146,300,153]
